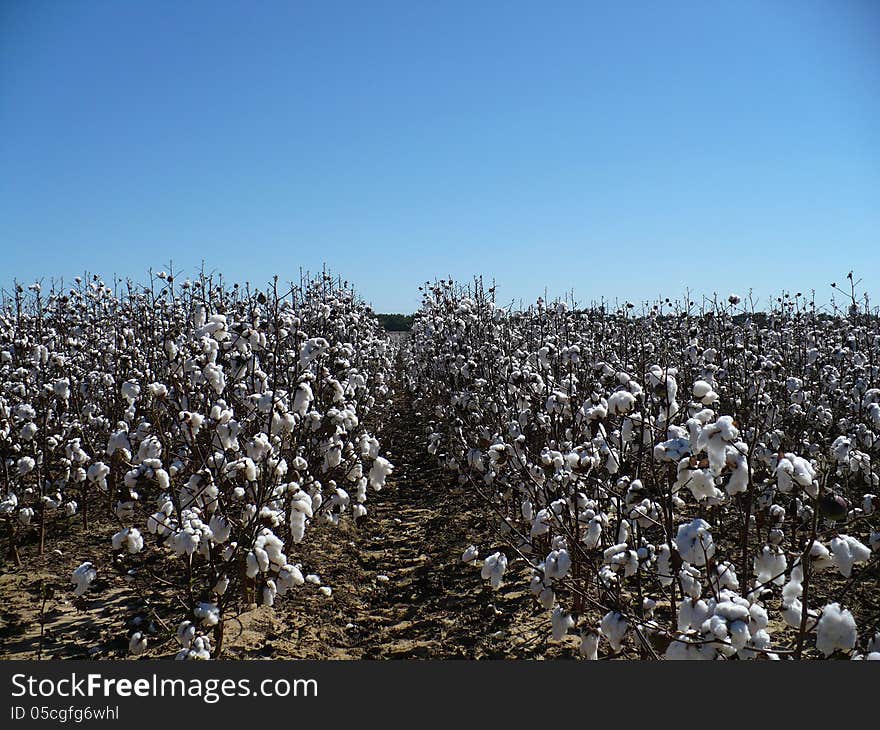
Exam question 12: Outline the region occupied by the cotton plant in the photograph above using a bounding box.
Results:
[404,277,878,659]
[1,269,396,658]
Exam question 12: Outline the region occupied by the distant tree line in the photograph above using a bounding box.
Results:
[376,313,414,331]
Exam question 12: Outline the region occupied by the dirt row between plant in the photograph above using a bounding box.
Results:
[0,391,575,660]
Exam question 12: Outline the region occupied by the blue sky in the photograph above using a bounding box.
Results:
[1,1,878,312]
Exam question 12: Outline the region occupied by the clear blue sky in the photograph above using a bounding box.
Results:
[1,1,878,312]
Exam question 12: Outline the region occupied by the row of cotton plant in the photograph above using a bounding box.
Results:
[0,270,395,658]
[405,278,879,659]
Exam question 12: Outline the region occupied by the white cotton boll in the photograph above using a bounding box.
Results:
[538,585,555,609]
[675,519,715,566]
[675,459,719,502]
[368,457,394,490]
[18,507,34,525]
[481,552,508,589]
[776,453,816,495]
[213,575,229,596]
[179,411,205,438]
[293,382,313,416]
[551,607,575,641]
[603,543,628,563]
[679,566,702,599]
[0,493,17,515]
[290,510,306,543]
[781,598,818,631]
[71,562,97,597]
[111,527,144,554]
[19,422,38,441]
[277,564,304,594]
[600,611,628,652]
[829,535,871,578]
[176,635,211,661]
[713,561,739,592]
[176,621,196,648]
[544,549,572,581]
[14,403,37,422]
[194,602,220,627]
[63,501,78,517]
[43,493,62,510]
[753,545,787,586]
[749,603,769,632]
[86,461,110,490]
[359,434,380,460]
[583,516,603,549]
[607,390,636,416]
[17,456,36,476]
[319,586,332,597]
[725,448,749,496]
[678,597,710,632]
[531,509,551,538]
[129,632,148,655]
[254,546,270,572]
[782,573,802,603]
[246,551,260,578]
[208,514,231,544]
[121,380,141,403]
[656,544,674,586]
[579,631,600,660]
[462,545,479,563]
[816,603,858,657]
[729,620,751,651]
[666,636,715,660]
[617,519,630,544]
[202,363,226,394]
[654,435,691,462]
[706,614,729,642]
[262,580,277,607]
[246,433,272,462]
[147,382,168,398]
[106,428,132,459]
[692,380,712,398]
[241,458,257,481]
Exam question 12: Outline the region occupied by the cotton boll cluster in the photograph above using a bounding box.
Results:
[675,519,715,566]
[405,278,878,660]
[829,535,871,577]
[368,456,394,490]
[480,552,508,589]
[600,611,628,652]
[111,527,144,554]
[551,606,575,641]
[71,562,97,597]
[0,269,396,657]
[816,603,858,657]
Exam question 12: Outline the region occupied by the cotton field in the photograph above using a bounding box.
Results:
[1,271,878,660]
[404,277,880,660]
[0,271,395,659]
